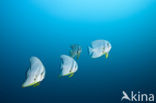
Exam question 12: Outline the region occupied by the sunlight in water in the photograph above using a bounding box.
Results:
[33,0,152,21]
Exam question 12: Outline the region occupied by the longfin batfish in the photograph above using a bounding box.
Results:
[88,40,111,59]
[60,55,78,77]
[69,44,82,59]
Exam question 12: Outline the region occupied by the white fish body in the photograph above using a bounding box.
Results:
[60,55,78,77]
[22,57,45,88]
[88,40,112,58]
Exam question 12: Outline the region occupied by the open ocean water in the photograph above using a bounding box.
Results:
[0,0,156,103]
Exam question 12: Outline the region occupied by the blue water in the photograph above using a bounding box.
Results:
[0,0,156,103]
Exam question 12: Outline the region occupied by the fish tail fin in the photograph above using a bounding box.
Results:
[88,47,93,55]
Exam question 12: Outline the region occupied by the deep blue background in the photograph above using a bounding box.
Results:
[0,0,156,103]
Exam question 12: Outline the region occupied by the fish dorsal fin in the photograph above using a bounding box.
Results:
[92,40,105,48]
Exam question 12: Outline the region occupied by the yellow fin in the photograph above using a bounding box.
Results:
[69,73,74,78]
[22,82,37,88]
[105,53,109,59]
[33,82,40,87]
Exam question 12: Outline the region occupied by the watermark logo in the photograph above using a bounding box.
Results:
[121,91,155,102]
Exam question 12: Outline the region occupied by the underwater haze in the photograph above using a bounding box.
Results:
[0,0,156,103]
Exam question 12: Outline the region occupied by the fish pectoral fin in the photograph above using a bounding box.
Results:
[69,73,74,78]
[33,82,40,87]
[105,53,109,59]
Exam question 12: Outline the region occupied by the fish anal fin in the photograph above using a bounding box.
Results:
[69,73,74,78]
[33,82,40,87]
[105,53,109,59]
